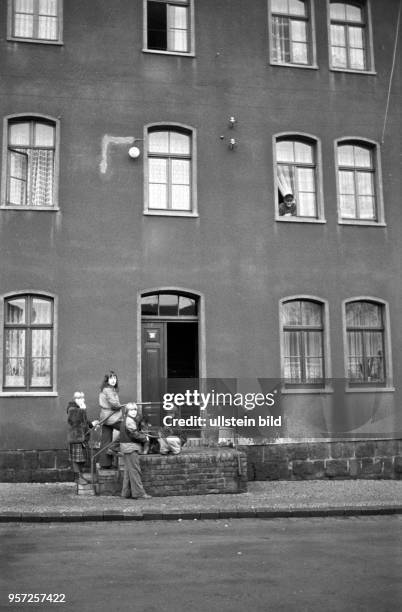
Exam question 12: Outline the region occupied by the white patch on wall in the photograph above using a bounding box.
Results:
[100,135,135,174]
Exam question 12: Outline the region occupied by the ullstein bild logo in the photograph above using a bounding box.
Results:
[160,382,283,431]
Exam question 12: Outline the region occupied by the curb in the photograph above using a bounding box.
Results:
[1,505,402,523]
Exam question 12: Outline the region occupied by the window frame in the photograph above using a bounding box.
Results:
[279,296,332,394]
[7,0,63,45]
[143,0,195,57]
[0,291,58,396]
[143,122,198,217]
[335,137,385,226]
[1,114,60,211]
[327,0,375,74]
[342,298,394,392]
[268,0,318,69]
[274,132,325,223]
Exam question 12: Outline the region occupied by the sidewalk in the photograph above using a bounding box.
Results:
[1,480,402,522]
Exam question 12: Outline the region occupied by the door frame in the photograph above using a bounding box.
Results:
[137,287,206,402]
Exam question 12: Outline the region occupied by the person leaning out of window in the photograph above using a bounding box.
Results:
[279,193,297,216]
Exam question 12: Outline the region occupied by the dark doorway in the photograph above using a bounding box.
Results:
[167,322,198,379]
[141,293,200,433]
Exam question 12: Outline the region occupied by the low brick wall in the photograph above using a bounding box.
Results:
[0,449,72,482]
[96,449,248,497]
[242,439,402,481]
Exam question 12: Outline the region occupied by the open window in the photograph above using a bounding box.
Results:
[2,115,59,210]
[275,135,324,221]
[144,0,194,55]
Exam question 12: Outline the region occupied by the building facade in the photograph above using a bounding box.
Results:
[0,0,401,471]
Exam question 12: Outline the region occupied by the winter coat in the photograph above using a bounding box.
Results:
[67,401,92,443]
[99,386,121,423]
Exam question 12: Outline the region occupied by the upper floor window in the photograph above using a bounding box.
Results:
[144,0,194,55]
[270,0,314,66]
[281,298,326,387]
[336,140,383,223]
[329,1,372,71]
[275,136,323,220]
[8,0,63,43]
[2,116,59,210]
[145,126,197,216]
[3,294,55,391]
[345,300,386,385]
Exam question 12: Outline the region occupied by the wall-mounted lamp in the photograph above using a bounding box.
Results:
[229,138,237,150]
[128,138,143,159]
[229,116,237,128]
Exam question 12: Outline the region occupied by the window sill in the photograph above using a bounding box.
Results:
[281,386,333,395]
[144,210,198,218]
[7,36,63,45]
[345,386,395,393]
[338,220,386,227]
[142,48,195,58]
[270,61,319,70]
[0,391,58,397]
[275,216,326,224]
[330,67,377,75]
[1,206,60,212]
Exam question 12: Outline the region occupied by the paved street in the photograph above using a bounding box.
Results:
[1,516,402,612]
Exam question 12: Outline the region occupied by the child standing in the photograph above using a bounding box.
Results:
[67,391,97,484]
[119,403,151,499]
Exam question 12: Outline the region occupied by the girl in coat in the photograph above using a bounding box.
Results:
[98,371,123,469]
[67,391,97,484]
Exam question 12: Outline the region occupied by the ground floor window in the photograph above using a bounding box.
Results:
[3,294,54,390]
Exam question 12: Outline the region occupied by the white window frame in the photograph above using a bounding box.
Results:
[143,122,198,217]
[1,114,60,211]
[279,296,333,394]
[274,132,325,223]
[342,297,394,392]
[268,0,318,69]
[0,291,58,396]
[335,137,385,226]
[327,0,375,74]
[7,0,63,45]
[143,0,195,56]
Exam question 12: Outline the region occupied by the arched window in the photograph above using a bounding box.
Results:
[329,1,372,71]
[141,292,198,317]
[336,140,382,222]
[3,294,55,391]
[345,300,386,385]
[270,0,314,66]
[275,136,321,219]
[145,125,196,215]
[3,116,59,209]
[280,298,326,386]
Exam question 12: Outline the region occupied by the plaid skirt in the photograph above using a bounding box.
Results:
[69,442,88,464]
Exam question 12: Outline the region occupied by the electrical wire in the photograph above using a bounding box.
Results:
[381,0,401,144]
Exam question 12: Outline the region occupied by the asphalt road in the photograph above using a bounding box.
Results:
[1,516,401,612]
